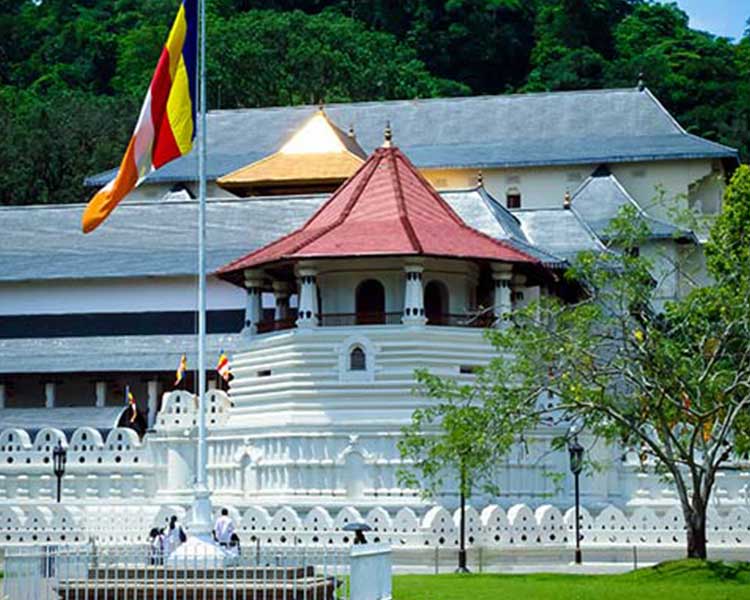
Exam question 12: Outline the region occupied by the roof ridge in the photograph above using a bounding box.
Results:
[206,87,643,116]
[389,149,423,253]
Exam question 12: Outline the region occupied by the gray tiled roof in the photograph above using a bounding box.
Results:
[85,88,737,186]
[0,196,325,282]
[512,208,607,259]
[443,187,567,268]
[570,172,696,241]
[0,333,244,374]
[0,190,578,282]
[0,407,124,435]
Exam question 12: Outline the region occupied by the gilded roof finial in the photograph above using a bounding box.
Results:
[637,72,645,92]
[383,121,393,148]
[477,170,484,187]
[563,190,572,209]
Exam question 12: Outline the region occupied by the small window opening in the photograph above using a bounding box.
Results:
[459,365,479,375]
[257,370,272,378]
[349,347,366,371]
[505,192,521,208]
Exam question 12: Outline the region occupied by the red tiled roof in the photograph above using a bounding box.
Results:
[217,146,539,276]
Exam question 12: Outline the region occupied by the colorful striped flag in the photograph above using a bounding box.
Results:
[82,0,197,234]
[175,354,188,386]
[126,386,137,424]
[217,350,231,382]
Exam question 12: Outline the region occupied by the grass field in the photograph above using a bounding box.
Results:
[392,560,750,600]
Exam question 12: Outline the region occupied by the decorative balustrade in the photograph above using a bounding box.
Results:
[426,313,495,328]
[0,502,746,551]
[254,311,494,330]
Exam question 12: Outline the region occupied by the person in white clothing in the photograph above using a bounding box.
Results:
[165,515,187,555]
[213,508,235,546]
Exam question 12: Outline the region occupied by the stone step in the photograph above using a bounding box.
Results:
[86,565,316,580]
[56,576,340,600]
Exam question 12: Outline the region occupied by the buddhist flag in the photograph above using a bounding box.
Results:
[126,386,137,423]
[82,0,197,233]
[175,354,188,386]
[217,350,231,382]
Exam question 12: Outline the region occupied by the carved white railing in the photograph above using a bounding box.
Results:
[0,502,747,549]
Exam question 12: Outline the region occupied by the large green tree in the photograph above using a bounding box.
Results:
[408,167,750,559]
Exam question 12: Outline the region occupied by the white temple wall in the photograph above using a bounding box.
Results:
[422,158,722,220]
[0,275,245,316]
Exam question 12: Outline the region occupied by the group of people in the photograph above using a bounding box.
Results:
[149,515,187,564]
[148,509,240,564]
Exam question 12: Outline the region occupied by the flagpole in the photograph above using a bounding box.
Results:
[192,0,212,535]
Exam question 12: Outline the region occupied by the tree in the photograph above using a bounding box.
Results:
[410,167,750,559]
[0,86,135,205]
[397,364,536,571]
[205,10,468,109]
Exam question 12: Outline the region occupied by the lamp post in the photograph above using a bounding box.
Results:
[52,442,67,503]
[568,435,584,565]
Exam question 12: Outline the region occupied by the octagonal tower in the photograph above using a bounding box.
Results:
[213,128,568,509]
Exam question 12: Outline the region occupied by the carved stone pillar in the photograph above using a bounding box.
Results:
[44,382,56,408]
[95,381,107,408]
[296,266,319,328]
[0,383,5,409]
[402,263,426,326]
[273,281,292,321]
[492,264,513,327]
[243,270,264,336]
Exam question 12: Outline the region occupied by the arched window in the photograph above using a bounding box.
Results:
[349,347,366,371]
[424,280,449,325]
[355,279,385,324]
[506,187,521,209]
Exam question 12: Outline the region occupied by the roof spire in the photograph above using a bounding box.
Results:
[382,121,393,148]
[477,170,484,187]
[563,190,572,209]
[637,72,645,92]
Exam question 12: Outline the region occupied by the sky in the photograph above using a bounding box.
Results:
[667,0,748,40]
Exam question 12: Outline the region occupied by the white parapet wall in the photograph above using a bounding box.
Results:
[0,502,747,566]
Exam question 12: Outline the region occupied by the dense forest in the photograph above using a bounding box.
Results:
[0,0,748,205]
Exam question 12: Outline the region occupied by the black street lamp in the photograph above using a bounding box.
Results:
[456,467,469,573]
[52,442,67,503]
[568,435,584,565]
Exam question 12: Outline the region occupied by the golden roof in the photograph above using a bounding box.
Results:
[217,110,366,195]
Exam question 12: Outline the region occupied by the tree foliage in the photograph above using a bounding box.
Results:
[408,167,750,559]
[0,0,747,205]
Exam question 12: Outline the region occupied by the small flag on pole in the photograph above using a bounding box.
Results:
[175,354,188,386]
[126,385,137,424]
[81,0,198,233]
[216,350,231,382]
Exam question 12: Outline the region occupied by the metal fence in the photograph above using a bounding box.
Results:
[3,542,358,600]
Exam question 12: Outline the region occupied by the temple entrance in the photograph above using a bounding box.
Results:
[355,279,385,324]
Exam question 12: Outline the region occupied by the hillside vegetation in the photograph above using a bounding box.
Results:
[0,0,747,205]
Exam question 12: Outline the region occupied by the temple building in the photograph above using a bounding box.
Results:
[0,86,743,535]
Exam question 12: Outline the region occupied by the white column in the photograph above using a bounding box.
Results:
[296,266,319,328]
[0,384,5,409]
[402,263,426,326]
[492,265,513,328]
[243,270,264,336]
[95,381,107,408]
[147,380,159,427]
[511,273,527,310]
[208,380,217,390]
[273,281,291,321]
[44,382,56,408]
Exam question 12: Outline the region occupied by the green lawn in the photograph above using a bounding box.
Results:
[392,560,750,600]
